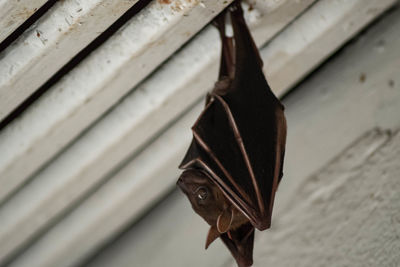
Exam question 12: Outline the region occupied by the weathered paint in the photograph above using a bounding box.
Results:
[0,0,140,121]
[0,0,47,43]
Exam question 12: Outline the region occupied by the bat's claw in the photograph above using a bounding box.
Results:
[212,9,227,29]
[227,230,232,240]
[229,0,243,14]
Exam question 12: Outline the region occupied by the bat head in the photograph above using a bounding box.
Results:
[177,169,255,266]
[177,169,227,227]
[177,169,250,246]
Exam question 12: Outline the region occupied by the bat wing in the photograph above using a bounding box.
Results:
[180,3,286,231]
[180,92,285,230]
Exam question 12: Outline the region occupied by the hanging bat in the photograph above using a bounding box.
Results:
[176,1,286,266]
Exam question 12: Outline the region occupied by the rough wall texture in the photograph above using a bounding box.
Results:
[254,129,400,267]
[249,4,400,267]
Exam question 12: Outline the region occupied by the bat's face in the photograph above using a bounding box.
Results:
[177,169,250,238]
[177,169,254,266]
[177,170,227,226]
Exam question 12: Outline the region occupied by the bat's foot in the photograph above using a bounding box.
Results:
[212,9,227,30]
[229,0,244,16]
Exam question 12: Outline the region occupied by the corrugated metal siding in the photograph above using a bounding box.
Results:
[0,0,397,266]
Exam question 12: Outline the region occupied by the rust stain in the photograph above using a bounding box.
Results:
[108,1,135,16]
[157,38,167,45]
[158,0,195,11]
[171,0,184,12]
[35,30,47,45]
[84,97,92,104]
[248,4,254,11]
[158,0,171,4]
[11,7,37,23]
[6,20,15,28]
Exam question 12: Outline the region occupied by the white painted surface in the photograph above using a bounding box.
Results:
[262,0,398,95]
[85,5,400,266]
[0,0,47,43]
[0,0,140,121]
[254,129,400,267]
[0,0,233,204]
[6,104,202,267]
[276,4,400,214]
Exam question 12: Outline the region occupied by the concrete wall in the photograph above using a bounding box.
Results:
[248,4,400,266]
[254,129,400,267]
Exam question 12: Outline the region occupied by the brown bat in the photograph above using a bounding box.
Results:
[176,1,286,266]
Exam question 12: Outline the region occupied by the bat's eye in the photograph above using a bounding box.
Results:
[196,186,208,201]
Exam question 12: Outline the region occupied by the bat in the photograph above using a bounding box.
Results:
[176,1,287,266]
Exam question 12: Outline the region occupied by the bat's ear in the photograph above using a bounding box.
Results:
[205,226,220,249]
[217,208,234,233]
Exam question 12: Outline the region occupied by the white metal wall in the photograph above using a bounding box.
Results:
[0,0,397,266]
